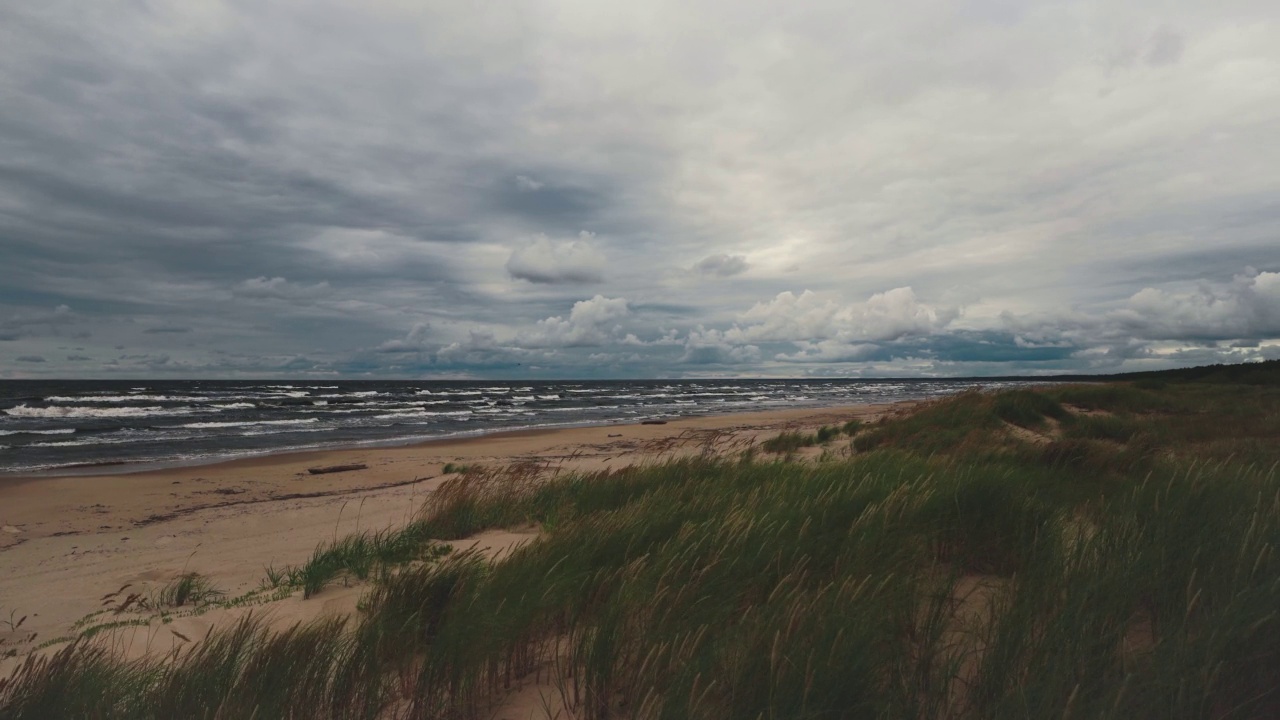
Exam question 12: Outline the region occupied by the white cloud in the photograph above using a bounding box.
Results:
[731,287,958,344]
[1111,269,1280,340]
[518,295,630,347]
[506,233,606,284]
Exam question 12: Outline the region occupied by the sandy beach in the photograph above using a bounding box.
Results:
[0,402,905,674]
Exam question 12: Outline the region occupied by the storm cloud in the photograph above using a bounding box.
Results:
[2,0,1278,378]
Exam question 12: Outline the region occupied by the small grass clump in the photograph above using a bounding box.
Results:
[760,430,816,454]
[761,425,846,454]
[991,389,1070,429]
[153,573,223,608]
[299,526,452,598]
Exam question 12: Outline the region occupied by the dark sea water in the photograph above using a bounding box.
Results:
[0,379,1034,475]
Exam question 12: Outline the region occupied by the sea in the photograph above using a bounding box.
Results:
[0,379,1035,475]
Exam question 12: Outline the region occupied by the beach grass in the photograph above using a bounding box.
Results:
[3,377,1279,719]
[152,573,224,609]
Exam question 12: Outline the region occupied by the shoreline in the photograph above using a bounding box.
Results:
[0,400,885,482]
[0,417,619,482]
[0,401,908,671]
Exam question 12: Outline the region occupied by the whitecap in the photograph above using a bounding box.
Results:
[3,405,192,419]
[45,394,203,403]
[0,428,76,436]
[179,418,320,429]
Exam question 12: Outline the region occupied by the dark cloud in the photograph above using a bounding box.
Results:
[490,180,607,232]
[234,277,331,300]
[376,322,433,353]
[694,254,749,277]
[1,1,1277,378]
[15,355,45,363]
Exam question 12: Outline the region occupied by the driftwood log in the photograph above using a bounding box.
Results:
[307,463,368,475]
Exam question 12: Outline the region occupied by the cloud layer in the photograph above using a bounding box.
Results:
[1,0,1278,378]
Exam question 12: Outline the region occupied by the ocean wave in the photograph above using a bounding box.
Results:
[239,427,330,437]
[45,394,205,403]
[179,418,321,429]
[0,428,76,436]
[31,434,198,448]
[210,402,256,410]
[3,404,194,419]
[369,409,424,419]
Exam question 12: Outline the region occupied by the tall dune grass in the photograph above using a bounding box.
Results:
[3,381,1279,719]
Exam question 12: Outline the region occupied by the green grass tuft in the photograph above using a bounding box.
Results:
[153,573,223,608]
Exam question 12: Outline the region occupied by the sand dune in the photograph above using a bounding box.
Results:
[0,402,902,673]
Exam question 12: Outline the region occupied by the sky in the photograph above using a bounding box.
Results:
[1,0,1278,379]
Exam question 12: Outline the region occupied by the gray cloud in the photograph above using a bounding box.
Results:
[1147,26,1186,66]
[506,233,606,284]
[1,1,1278,378]
[234,277,332,300]
[694,254,749,277]
[376,322,433,353]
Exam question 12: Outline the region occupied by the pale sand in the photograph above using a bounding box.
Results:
[0,402,908,684]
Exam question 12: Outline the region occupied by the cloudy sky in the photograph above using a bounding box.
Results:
[2,0,1278,379]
